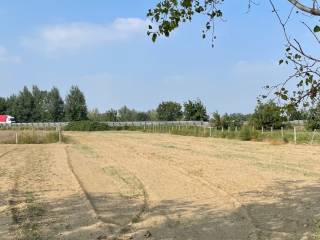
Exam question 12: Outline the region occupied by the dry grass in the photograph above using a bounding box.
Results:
[0,130,60,144]
[1,132,320,239]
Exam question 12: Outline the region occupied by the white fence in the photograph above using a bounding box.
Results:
[102,121,209,127]
[0,121,209,130]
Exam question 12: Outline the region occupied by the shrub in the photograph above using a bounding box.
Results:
[64,121,110,131]
[239,126,252,141]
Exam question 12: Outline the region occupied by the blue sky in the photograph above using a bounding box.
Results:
[0,0,297,114]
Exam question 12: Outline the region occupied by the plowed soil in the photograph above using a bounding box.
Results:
[0,131,320,240]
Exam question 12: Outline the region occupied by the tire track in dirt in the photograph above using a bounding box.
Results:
[65,146,107,225]
[0,148,18,160]
[65,145,149,239]
[102,166,150,239]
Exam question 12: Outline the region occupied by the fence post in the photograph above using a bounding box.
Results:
[210,127,212,137]
[281,127,284,138]
[222,126,224,132]
[310,129,317,145]
[262,127,264,133]
[15,132,18,144]
[58,126,62,143]
[294,127,297,144]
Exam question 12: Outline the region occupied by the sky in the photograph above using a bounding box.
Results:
[0,0,300,114]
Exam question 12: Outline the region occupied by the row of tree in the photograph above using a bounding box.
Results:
[89,99,209,122]
[212,101,320,130]
[1,86,320,130]
[0,86,88,122]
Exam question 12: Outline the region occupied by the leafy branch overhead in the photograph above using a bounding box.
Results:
[147,0,320,108]
[147,0,224,45]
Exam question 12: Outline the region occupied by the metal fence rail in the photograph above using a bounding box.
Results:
[0,121,209,129]
[101,121,209,127]
[0,122,67,130]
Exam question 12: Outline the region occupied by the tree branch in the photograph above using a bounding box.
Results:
[287,0,320,15]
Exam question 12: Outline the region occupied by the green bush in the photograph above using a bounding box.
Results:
[64,121,110,131]
[239,126,252,141]
[283,136,289,143]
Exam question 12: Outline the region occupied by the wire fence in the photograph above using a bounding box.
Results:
[0,129,62,144]
[0,121,319,145]
[140,124,320,145]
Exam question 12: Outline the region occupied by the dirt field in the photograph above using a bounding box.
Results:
[0,131,320,240]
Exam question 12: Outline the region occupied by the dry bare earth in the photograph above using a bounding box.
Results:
[0,132,320,240]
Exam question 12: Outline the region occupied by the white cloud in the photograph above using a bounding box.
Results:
[0,46,22,63]
[21,18,149,54]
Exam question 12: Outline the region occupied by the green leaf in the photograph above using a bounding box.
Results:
[152,33,157,42]
[314,25,320,32]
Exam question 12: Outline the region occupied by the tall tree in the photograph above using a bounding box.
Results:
[5,95,17,118]
[64,86,88,121]
[118,106,138,121]
[104,109,118,122]
[136,112,151,121]
[157,101,183,121]
[0,97,7,114]
[88,108,101,121]
[13,87,35,122]
[47,87,64,122]
[147,110,158,121]
[184,99,209,121]
[211,111,222,128]
[32,86,49,122]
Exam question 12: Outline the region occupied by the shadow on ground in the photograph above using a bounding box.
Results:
[0,180,319,240]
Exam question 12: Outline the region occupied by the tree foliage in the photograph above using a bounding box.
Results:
[211,111,251,129]
[0,85,82,122]
[13,87,35,122]
[183,99,209,121]
[65,86,88,121]
[306,103,320,130]
[250,101,285,129]
[47,87,65,122]
[156,101,183,121]
[118,106,138,122]
[0,97,7,114]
